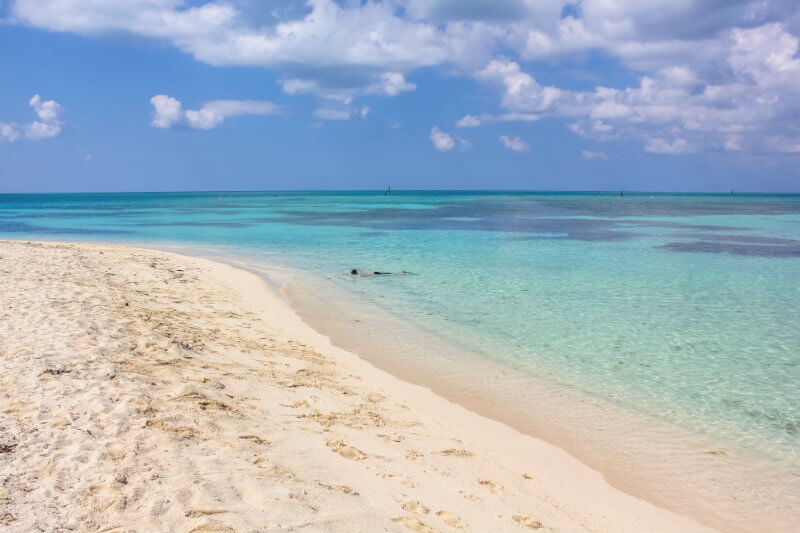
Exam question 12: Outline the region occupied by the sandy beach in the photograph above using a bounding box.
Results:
[0,240,713,533]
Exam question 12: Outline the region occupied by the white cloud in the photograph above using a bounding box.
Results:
[281,72,416,102]
[11,0,439,101]
[499,134,528,152]
[150,95,280,129]
[8,0,800,155]
[18,0,782,86]
[568,123,586,137]
[313,104,370,121]
[766,136,800,154]
[0,94,64,142]
[379,73,417,96]
[25,120,62,140]
[469,26,800,154]
[645,138,691,154]
[29,94,63,123]
[150,95,183,128]
[430,126,455,151]
[592,120,613,133]
[456,114,481,127]
[185,100,280,129]
[456,112,538,127]
[581,149,607,160]
[0,123,20,143]
[724,136,743,152]
[476,59,563,112]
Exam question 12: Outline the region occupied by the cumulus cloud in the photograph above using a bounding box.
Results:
[8,0,800,155]
[476,60,563,112]
[150,95,183,128]
[470,26,800,155]
[379,73,417,96]
[456,112,538,127]
[456,114,482,128]
[645,138,691,154]
[499,135,528,152]
[11,0,438,101]
[0,94,64,142]
[430,126,455,151]
[150,95,280,129]
[581,150,607,160]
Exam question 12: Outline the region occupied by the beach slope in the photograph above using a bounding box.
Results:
[0,240,712,532]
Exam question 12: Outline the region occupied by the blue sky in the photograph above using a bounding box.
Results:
[1,0,799,193]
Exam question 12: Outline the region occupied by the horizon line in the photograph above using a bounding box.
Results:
[2,188,800,196]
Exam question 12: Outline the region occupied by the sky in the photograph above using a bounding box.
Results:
[1,0,800,193]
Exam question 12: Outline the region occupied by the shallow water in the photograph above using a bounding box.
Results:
[3,191,800,526]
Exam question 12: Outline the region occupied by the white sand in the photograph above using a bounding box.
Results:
[0,240,714,533]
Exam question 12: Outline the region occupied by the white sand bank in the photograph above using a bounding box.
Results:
[0,240,713,533]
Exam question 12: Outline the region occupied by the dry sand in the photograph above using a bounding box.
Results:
[0,240,714,533]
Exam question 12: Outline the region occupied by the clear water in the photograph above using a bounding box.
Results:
[2,191,800,521]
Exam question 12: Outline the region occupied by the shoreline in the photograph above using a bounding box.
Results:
[166,243,800,533]
[0,239,713,532]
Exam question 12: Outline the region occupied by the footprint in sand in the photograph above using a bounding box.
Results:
[459,491,481,503]
[394,496,430,515]
[512,515,543,529]
[377,470,418,487]
[317,481,359,496]
[326,439,367,461]
[238,435,271,446]
[280,400,310,409]
[197,399,233,412]
[185,510,228,518]
[400,477,418,488]
[377,433,404,443]
[478,479,503,495]
[436,511,467,530]
[392,516,439,533]
[436,448,473,457]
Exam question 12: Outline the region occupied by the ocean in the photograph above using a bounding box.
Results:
[2,190,799,525]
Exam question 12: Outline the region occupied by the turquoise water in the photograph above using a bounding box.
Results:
[2,191,800,470]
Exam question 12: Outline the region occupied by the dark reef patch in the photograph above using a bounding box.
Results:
[659,241,800,257]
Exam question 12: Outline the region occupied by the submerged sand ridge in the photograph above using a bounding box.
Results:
[0,240,711,532]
